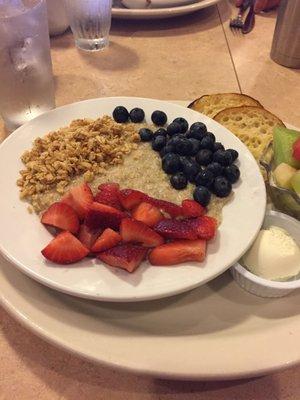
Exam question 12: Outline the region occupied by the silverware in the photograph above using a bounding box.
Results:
[230,0,252,32]
[242,1,255,34]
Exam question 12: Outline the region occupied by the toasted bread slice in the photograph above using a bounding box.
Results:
[188,93,263,118]
[214,106,285,161]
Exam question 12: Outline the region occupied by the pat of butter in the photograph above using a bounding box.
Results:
[242,226,300,281]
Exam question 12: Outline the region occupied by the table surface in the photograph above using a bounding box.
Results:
[1,1,300,398]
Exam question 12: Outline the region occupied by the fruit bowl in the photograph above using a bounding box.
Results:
[260,151,300,220]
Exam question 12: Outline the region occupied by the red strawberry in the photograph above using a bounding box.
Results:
[147,198,183,218]
[95,182,122,210]
[118,189,148,210]
[292,138,300,161]
[41,231,89,264]
[120,218,164,247]
[189,216,217,240]
[91,228,121,253]
[85,202,127,231]
[41,202,79,234]
[98,244,148,273]
[61,183,94,220]
[78,223,101,250]
[131,202,163,227]
[148,239,206,266]
[182,199,206,218]
[154,219,198,240]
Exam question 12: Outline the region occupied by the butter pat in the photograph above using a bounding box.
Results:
[242,226,300,281]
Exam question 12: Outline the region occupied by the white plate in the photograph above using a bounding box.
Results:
[112,0,220,19]
[1,256,300,380]
[121,0,197,10]
[0,97,266,302]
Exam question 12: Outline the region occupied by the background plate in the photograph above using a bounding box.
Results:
[112,0,221,19]
[0,97,266,302]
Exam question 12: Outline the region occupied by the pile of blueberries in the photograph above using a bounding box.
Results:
[112,106,240,207]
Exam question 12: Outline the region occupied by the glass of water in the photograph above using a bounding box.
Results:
[64,0,112,52]
[0,0,55,132]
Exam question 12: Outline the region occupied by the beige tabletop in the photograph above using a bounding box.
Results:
[1,1,300,398]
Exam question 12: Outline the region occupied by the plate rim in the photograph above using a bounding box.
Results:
[0,96,266,302]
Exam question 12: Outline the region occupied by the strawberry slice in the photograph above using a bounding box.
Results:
[182,199,206,218]
[98,244,148,273]
[154,219,198,240]
[85,202,127,231]
[91,228,121,253]
[147,198,183,218]
[120,218,164,247]
[41,231,89,264]
[61,183,94,220]
[189,216,217,240]
[118,189,149,210]
[132,202,163,227]
[41,202,79,234]
[95,182,122,210]
[78,223,101,250]
[293,138,300,161]
[148,239,206,266]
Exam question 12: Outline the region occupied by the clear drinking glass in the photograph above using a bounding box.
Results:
[0,0,55,132]
[64,0,112,52]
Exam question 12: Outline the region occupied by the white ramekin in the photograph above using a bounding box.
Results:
[231,210,300,298]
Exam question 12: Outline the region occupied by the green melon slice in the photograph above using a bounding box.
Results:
[273,127,300,169]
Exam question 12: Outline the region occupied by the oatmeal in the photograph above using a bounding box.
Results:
[17,116,140,211]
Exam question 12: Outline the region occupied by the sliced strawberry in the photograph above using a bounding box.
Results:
[95,182,122,210]
[120,218,164,247]
[85,202,127,231]
[148,239,206,266]
[147,198,183,218]
[41,231,89,264]
[292,138,300,161]
[78,223,101,250]
[118,189,149,210]
[182,199,206,218]
[189,216,217,240]
[154,219,198,240]
[91,228,121,253]
[132,202,163,227]
[41,202,79,234]
[98,244,148,273]
[61,183,94,220]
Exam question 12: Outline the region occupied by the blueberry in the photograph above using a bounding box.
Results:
[165,142,175,153]
[188,122,207,140]
[151,110,167,126]
[174,137,193,156]
[162,153,182,174]
[170,173,188,190]
[112,106,129,123]
[206,162,224,177]
[213,142,225,152]
[173,117,189,133]
[224,165,240,184]
[213,176,232,197]
[182,159,200,183]
[227,149,239,162]
[200,134,215,151]
[213,150,233,166]
[189,138,201,156]
[167,122,182,136]
[195,169,214,187]
[139,128,153,142]
[193,186,211,207]
[168,134,185,146]
[129,107,145,123]
[160,142,174,157]
[152,135,167,151]
[195,149,213,166]
[153,128,167,138]
[159,147,168,158]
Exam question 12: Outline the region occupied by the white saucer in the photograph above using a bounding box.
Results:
[1,254,299,380]
[112,0,221,19]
